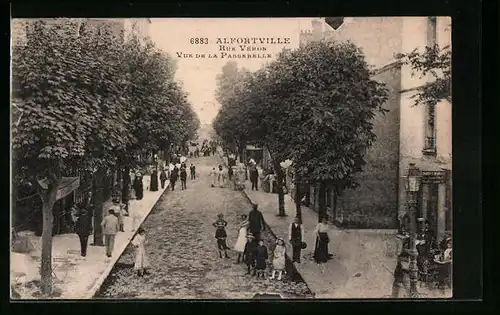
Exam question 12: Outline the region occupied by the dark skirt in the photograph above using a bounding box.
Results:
[217,238,227,250]
[255,258,267,270]
[314,232,330,263]
[215,228,227,239]
[134,187,144,200]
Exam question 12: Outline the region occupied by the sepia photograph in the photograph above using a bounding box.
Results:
[10,17,452,300]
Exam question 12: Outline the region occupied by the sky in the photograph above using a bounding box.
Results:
[149,18,314,125]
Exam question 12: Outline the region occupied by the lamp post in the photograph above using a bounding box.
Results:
[405,163,422,298]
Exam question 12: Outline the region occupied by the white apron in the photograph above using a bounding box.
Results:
[233,224,248,252]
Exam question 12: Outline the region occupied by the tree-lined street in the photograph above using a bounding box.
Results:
[97,156,312,299]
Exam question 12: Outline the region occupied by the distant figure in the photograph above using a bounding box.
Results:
[228,166,234,181]
[101,208,120,258]
[218,165,225,187]
[131,227,150,277]
[314,218,330,266]
[160,169,167,189]
[170,166,179,191]
[180,167,187,190]
[250,165,259,191]
[132,173,144,200]
[150,170,159,192]
[75,208,92,257]
[289,217,305,263]
[190,164,196,180]
[210,167,218,187]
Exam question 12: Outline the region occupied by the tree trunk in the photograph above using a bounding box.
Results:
[122,166,130,205]
[317,182,326,223]
[272,159,286,217]
[39,183,58,295]
[295,176,302,221]
[92,169,104,246]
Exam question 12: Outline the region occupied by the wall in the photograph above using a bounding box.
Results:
[335,64,402,228]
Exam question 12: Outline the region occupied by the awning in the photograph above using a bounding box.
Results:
[37,177,80,201]
[246,145,262,150]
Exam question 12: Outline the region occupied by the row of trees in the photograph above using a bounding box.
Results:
[214,41,389,220]
[11,19,199,295]
[214,38,451,223]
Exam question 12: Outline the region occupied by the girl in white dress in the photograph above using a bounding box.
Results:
[131,228,150,276]
[233,215,249,264]
[210,167,218,187]
[270,238,286,280]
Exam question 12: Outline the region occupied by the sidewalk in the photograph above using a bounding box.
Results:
[10,175,168,299]
[243,181,452,299]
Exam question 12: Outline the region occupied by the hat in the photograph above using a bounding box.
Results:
[108,208,115,213]
[217,213,224,217]
[276,238,284,244]
[247,233,255,239]
[252,204,258,210]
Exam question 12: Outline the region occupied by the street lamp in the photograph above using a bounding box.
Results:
[404,163,422,298]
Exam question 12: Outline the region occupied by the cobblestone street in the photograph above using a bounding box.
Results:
[96,156,312,299]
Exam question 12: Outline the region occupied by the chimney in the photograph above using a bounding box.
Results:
[311,19,323,41]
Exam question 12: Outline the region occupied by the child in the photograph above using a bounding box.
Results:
[243,233,257,275]
[255,239,268,279]
[213,213,230,259]
[233,214,249,264]
[131,227,150,277]
[270,238,286,281]
[210,167,218,187]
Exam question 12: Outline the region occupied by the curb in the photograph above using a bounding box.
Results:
[217,151,315,298]
[85,183,170,299]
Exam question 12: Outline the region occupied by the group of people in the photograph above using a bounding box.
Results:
[210,164,232,188]
[162,162,196,191]
[212,203,333,281]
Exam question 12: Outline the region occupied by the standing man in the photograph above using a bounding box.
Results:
[160,169,167,189]
[248,204,265,242]
[101,208,120,258]
[170,166,179,191]
[288,217,305,263]
[75,208,92,257]
[190,163,196,180]
[250,164,259,191]
[180,167,187,190]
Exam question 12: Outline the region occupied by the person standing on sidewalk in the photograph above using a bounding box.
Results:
[180,167,187,190]
[131,227,150,277]
[254,239,268,279]
[133,173,144,200]
[314,218,330,267]
[101,208,120,258]
[248,204,265,242]
[289,217,305,263]
[170,166,179,191]
[190,163,196,180]
[160,169,167,189]
[75,208,92,257]
[249,164,259,191]
[243,233,257,275]
[270,238,286,280]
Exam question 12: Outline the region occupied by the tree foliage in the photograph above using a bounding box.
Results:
[11,18,199,295]
[214,41,389,218]
[396,43,451,106]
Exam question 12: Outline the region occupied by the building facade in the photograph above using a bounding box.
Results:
[297,17,452,236]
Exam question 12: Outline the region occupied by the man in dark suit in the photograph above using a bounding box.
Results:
[288,217,305,263]
[248,204,265,242]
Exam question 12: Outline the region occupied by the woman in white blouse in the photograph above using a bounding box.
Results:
[314,218,330,267]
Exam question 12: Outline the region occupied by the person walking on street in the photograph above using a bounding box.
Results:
[243,233,257,275]
[233,214,249,264]
[213,213,230,259]
[289,217,305,263]
[150,169,159,192]
[218,165,225,187]
[180,167,187,190]
[248,204,265,242]
[170,166,179,191]
[228,166,233,181]
[210,167,218,187]
[101,208,120,258]
[255,239,268,279]
[133,173,144,200]
[270,238,286,280]
[131,227,150,277]
[75,208,92,257]
[190,163,196,180]
[314,218,331,269]
[250,164,259,191]
[160,169,167,189]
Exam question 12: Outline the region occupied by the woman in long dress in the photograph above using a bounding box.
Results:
[270,238,286,281]
[210,167,218,188]
[314,218,330,270]
[131,227,150,276]
[233,215,249,264]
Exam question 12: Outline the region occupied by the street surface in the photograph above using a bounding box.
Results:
[96,156,312,299]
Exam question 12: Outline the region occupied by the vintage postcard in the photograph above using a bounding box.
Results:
[10,17,452,300]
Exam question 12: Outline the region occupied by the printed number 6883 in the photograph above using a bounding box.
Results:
[190,38,209,44]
